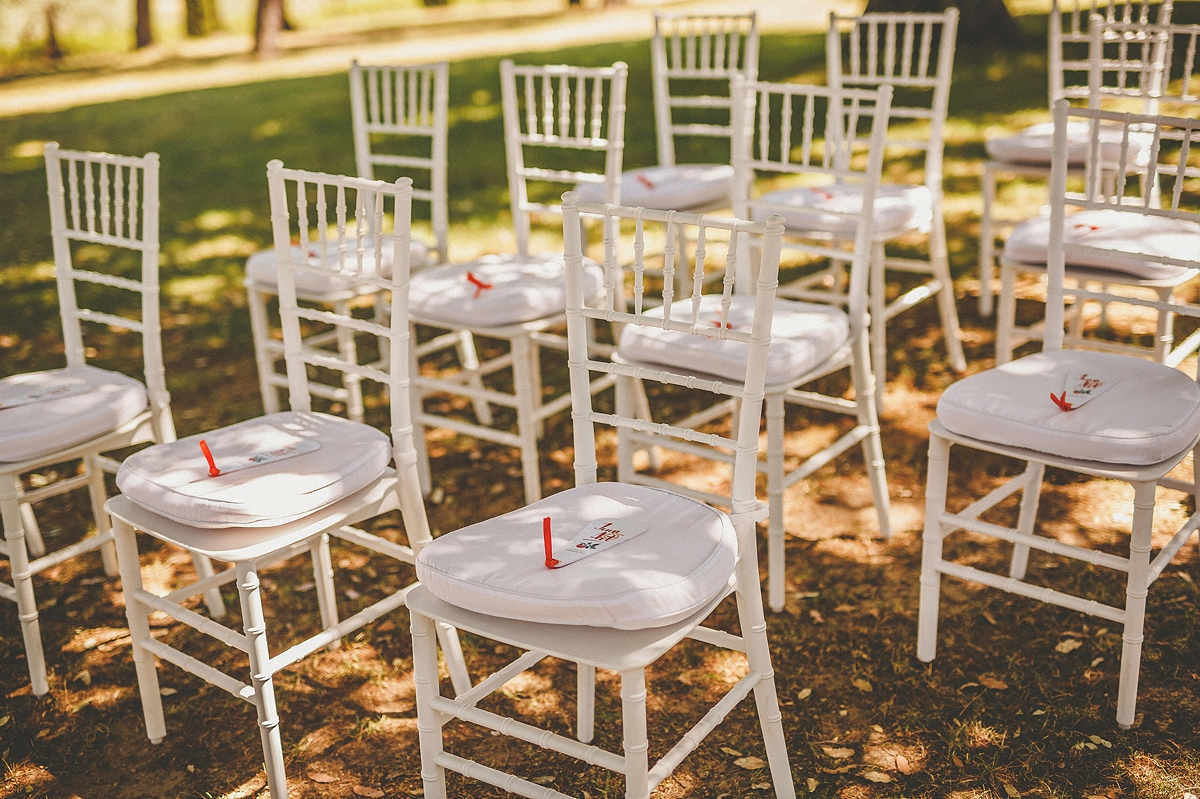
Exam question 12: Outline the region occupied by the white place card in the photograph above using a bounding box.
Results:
[548,518,648,569]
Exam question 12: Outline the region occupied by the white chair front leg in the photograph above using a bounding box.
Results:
[247,285,283,416]
[112,516,167,743]
[917,433,952,663]
[410,610,449,799]
[930,205,966,373]
[1116,480,1157,729]
[869,241,888,417]
[764,393,787,613]
[236,560,289,799]
[576,662,596,744]
[408,323,433,496]
[1,473,48,695]
[454,330,494,427]
[510,334,543,504]
[619,668,650,799]
[852,332,892,541]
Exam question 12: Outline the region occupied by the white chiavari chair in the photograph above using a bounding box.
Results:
[107,164,468,799]
[404,194,795,799]
[919,101,1200,729]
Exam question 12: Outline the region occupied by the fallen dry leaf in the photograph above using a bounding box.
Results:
[797,688,812,700]
[806,778,818,791]
[895,753,913,774]
[530,776,555,785]
[809,609,825,624]
[1055,638,1083,654]
[75,670,91,686]
[979,676,1008,690]
[158,687,177,696]
[862,771,893,783]
[751,783,771,789]
[720,747,743,757]
[352,786,384,798]
[852,678,873,693]
[952,754,964,767]
[735,756,767,770]
[1002,782,1021,798]
[822,746,855,760]
[834,604,856,613]
[820,765,855,774]
[308,773,336,784]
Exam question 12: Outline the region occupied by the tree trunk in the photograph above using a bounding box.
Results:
[254,0,283,58]
[134,0,153,49]
[44,3,63,60]
[864,0,1025,48]
[185,0,222,37]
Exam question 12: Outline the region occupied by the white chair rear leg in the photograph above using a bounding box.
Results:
[411,611,449,799]
[852,333,892,540]
[510,334,542,504]
[434,622,472,696]
[2,475,48,696]
[113,517,166,742]
[633,380,662,471]
[616,375,637,483]
[333,299,365,423]
[620,668,650,799]
[84,454,118,575]
[765,394,787,613]
[979,165,998,317]
[995,261,1019,365]
[917,434,952,662]
[576,663,596,743]
[1008,462,1045,580]
[311,533,341,651]
[247,285,283,415]
[930,207,966,372]
[1154,288,1174,363]
[869,242,888,416]
[236,560,288,799]
[17,488,45,558]
[528,336,545,439]
[454,330,494,426]
[409,323,433,495]
[190,553,226,618]
[1116,480,1156,729]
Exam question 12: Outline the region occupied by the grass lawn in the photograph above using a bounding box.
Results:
[0,12,1198,799]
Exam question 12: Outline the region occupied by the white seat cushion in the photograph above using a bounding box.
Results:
[752,183,932,238]
[985,120,1154,166]
[244,236,431,296]
[1003,208,1200,280]
[415,482,736,630]
[574,164,734,211]
[116,411,391,528]
[0,365,148,463]
[617,294,850,386]
[408,253,605,328]
[938,350,1200,466]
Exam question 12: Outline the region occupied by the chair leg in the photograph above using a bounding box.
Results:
[765,394,786,613]
[247,285,282,416]
[528,335,545,439]
[995,261,1018,365]
[979,164,997,317]
[576,663,596,744]
[112,517,166,743]
[311,533,341,652]
[1,474,48,696]
[190,553,226,618]
[333,300,365,424]
[236,560,289,799]
[411,611,449,799]
[633,380,662,472]
[434,622,472,697]
[409,323,433,495]
[852,332,892,541]
[1154,288,1174,363]
[917,434,952,663]
[510,334,542,504]
[1116,480,1156,729]
[17,487,45,558]
[620,668,650,799]
[930,206,967,373]
[869,241,888,417]
[84,454,118,576]
[616,375,636,484]
[1008,462,1045,581]
[454,330,494,427]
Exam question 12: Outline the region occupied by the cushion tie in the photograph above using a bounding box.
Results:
[729,500,768,525]
[466,271,493,299]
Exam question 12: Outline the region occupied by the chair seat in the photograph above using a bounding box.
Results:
[574,164,734,211]
[116,411,391,528]
[408,253,605,328]
[1003,208,1200,281]
[938,350,1200,466]
[244,237,431,296]
[0,365,148,463]
[985,120,1154,166]
[415,482,737,630]
[753,183,932,238]
[617,294,850,386]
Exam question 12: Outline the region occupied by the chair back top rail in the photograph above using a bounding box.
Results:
[501,59,627,255]
[43,141,173,442]
[562,193,784,517]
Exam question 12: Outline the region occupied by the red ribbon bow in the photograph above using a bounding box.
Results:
[1050,391,1074,412]
[199,439,221,476]
[466,271,493,299]
[1072,223,1101,234]
[708,319,735,330]
[635,173,657,190]
[543,516,559,569]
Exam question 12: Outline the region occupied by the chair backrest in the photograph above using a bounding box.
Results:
[266,160,433,547]
[500,60,628,256]
[826,10,957,193]
[43,142,174,443]
[650,11,760,169]
[1044,101,1200,351]
[730,79,894,328]
[349,60,450,264]
[1088,17,1200,115]
[561,193,783,523]
[1051,0,1173,105]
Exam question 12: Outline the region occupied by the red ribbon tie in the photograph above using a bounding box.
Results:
[543,516,559,569]
[635,173,657,190]
[1050,391,1074,412]
[466,271,493,300]
[199,439,221,476]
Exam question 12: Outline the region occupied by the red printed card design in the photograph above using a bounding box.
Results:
[1051,371,1119,412]
[547,518,649,569]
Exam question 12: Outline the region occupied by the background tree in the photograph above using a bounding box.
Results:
[184,0,221,37]
[864,0,1026,47]
[254,0,282,57]
[134,0,152,48]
